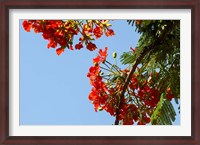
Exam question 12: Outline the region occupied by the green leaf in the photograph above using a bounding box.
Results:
[150,93,177,125]
[120,51,136,65]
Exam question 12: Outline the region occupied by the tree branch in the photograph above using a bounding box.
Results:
[114,47,151,125]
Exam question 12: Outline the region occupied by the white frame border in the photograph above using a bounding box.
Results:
[9,9,191,136]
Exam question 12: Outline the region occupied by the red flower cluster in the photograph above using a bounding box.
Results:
[137,85,160,108]
[22,20,115,55]
[119,103,139,125]
[87,47,119,115]
[22,20,79,55]
[87,63,108,112]
[87,49,175,125]
[78,20,114,51]
[87,47,153,125]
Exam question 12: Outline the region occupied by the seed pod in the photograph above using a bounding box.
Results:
[112,52,117,58]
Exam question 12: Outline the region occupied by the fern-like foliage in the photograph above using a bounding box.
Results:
[151,94,176,125]
[127,20,135,27]
[124,20,180,125]
[120,51,136,65]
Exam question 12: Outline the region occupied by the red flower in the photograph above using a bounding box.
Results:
[137,112,150,125]
[105,29,114,37]
[56,47,64,56]
[136,20,142,25]
[56,36,67,46]
[87,66,100,77]
[94,102,100,112]
[93,47,108,63]
[75,42,83,50]
[93,56,101,63]
[88,88,98,101]
[69,45,73,50]
[137,121,145,125]
[93,26,103,39]
[137,85,160,107]
[88,82,108,112]
[47,38,57,48]
[88,89,100,112]
[99,47,108,58]
[42,31,53,40]
[31,21,44,33]
[47,20,63,29]
[54,29,65,37]
[103,104,115,116]
[166,88,174,101]
[119,103,138,125]
[82,24,93,34]
[87,65,100,85]
[86,42,97,51]
[68,27,79,35]
[129,74,138,90]
[22,20,32,32]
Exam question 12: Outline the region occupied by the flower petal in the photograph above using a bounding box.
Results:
[56,48,64,56]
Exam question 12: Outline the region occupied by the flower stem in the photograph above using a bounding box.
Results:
[100,66,115,74]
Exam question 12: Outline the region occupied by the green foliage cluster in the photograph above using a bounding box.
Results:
[121,20,180,125]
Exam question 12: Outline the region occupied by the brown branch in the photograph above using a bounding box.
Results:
[114,47,151,125]
[114,21,177,125]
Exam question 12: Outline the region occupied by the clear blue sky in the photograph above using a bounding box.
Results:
[20,20,180,125]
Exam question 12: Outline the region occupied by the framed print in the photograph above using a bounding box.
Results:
[0,0,199,145]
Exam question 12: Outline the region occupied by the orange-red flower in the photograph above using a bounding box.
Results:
[56,47,64,56]
[87,65,100,84]
[54,29,65,37]
[137,112,150,125]
[47,38,57,48]
[82,24,93,34]
[31,21,44,33]
[22,20,32,32]
[105,29,114,37]
[136,20,142,25]
[75,42,83,50]
[86,42,97,51]
[93,26,103,39]
[93,47,108,63]
[47,20,63,29]
[166,88,174,101]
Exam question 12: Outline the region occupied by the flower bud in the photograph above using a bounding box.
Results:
[106,23,112,27]
[112,52,117,58]
[98,107,103,111]
[94,62,99,66]
[100,72,104,75]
